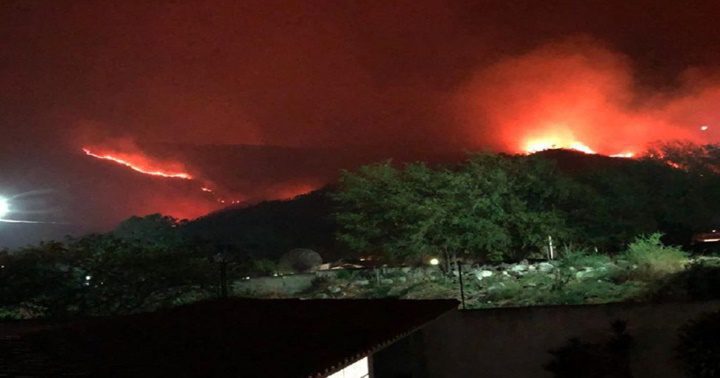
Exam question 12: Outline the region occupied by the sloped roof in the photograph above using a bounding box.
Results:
[1,298,457,377]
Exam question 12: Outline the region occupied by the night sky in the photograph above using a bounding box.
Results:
[2,0,720,246]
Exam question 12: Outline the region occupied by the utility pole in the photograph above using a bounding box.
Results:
[548,235,555,260]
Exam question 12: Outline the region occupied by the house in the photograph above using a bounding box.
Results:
[0,298,458,377]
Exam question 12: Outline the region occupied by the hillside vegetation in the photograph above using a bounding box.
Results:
[3,142,720,318]
[244,234,717,310]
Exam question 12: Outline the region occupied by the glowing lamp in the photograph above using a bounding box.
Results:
[0,197,8,219]
[429,257,440,266]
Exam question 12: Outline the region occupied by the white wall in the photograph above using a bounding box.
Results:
[327,357,369,378]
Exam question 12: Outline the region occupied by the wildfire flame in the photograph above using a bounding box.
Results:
[522,132,635,158]
[524,139,596,154]
[82,147,251,206]
[609,152,635,158]
[82,148,193,180]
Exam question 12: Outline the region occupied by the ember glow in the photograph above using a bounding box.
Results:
[82,148,193,180]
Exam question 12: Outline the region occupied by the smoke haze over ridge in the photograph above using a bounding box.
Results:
[3,0,720,245]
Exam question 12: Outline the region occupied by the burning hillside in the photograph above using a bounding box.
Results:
[78,143,335,217]
[82,147,193,180]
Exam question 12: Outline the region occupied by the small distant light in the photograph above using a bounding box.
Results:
[429,258,440,266]
[273,273,278,277]
[85,275,92,281]
[701,125,709,131]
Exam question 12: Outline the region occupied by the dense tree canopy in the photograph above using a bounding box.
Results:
[334,154,570,262]
[114,214,187,248]
[0,216,217,318]
[334,145,720,261]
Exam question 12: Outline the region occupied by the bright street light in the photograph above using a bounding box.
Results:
[0,197,8,219]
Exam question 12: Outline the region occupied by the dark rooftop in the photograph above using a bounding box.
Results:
[0,298,457,377]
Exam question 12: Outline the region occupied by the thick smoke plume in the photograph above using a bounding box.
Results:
[455,38,720,155]
[4,0,720,245]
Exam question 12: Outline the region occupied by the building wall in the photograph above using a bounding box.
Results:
[374,301,720,378]
[373,328,430,378]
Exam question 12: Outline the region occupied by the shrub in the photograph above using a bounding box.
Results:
[402,280,459,300]
[484,278,525,303]
[651,260,720,301]
[335,269,357,280]
[548,280,645,305]
[278,249,323,273]
[558,248,613,269]
[622,233,688,280]
[307,276,331,294]
[678,311,720,377]
[555,248,625,285]
[254,259,278,276]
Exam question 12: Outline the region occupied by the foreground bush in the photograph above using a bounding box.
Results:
[651,259,720,301]
[678,311,720,377]
[545,320,634,377]
[279,248,323,273]
[622,233,688,280]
